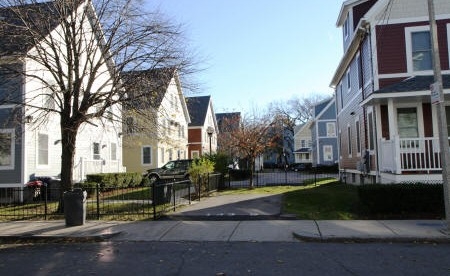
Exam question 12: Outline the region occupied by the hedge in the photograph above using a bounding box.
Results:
[85,172,143,189]
[357,183,444,215]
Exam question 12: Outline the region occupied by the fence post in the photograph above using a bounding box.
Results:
[172,181,176,212]
[96,183,100,220]
[198,175,201,201]
[44,184,48,220]
[188,180,191,204]
[207,173,210,194]
[152,181,156,219]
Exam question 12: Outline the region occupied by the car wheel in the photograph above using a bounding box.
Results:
[148,174,159,184]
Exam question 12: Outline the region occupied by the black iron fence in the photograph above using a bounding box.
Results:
[0,173,223,221]
[226,167,339,188]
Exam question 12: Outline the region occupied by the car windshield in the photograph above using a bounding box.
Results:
[163,161,175,170]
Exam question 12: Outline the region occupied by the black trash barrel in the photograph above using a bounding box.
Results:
[64,189,87,226]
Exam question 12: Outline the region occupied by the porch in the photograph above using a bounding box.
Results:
[73,157,126,182]
[379,136,446,175]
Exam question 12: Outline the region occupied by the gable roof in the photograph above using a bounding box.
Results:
[185,96,211,127]
[0,1,74,55]
[122,67,177,109]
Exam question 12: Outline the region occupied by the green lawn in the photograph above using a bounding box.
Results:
[218,179,360,220]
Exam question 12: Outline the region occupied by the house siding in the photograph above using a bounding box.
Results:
[377,19,450,76]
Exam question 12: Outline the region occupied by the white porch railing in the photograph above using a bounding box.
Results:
[379,137,443,174]
[73,157,125,182]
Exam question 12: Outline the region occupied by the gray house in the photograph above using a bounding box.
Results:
[310,97,338,167]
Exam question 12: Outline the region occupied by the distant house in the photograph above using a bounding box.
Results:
[0,1,124,193]
[122,67,190,173]
[293,121,313,165]
[310,98,338,167]
[185,96,218,158]
[216,112,241,167]
[331,0,450,184]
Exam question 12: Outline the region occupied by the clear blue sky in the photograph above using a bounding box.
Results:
[148,0,344,114]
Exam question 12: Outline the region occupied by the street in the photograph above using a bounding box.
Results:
[1,241,449,275]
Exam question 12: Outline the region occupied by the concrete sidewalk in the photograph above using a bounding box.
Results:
[0,219,448,243]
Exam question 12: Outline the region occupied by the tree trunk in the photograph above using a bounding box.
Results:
[60,125,78,192]
[249,157,255,188]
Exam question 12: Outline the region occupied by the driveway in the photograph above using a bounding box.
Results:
[163,193,285,220]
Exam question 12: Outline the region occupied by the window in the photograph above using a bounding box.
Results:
[367,112,375,151]
[0,129,14,169]
[406,27,432,72]
[126,117,134,134]
[397,108,418,138]
[355,120,361,155]
[301,140,306,148]
[38,133,49,165]
[411,31,432,71]
[346,70,351,92]
[347,125,352,156]
[160,148,165,163]
[323,145,333,161]
[93,142,101,160]
[339,83,344,109]
[142,146,151,165]
[357,55,363,89]
[111,143,117,160]
[169,149,173,161]
[326,122,336,137]
[191,150,200,159]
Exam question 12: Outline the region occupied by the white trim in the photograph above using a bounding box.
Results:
[36,132,50,168]
[405,25,432,74]
[0,104,16,109]
[0,128,15,170]
[355,117,361,157]
[347,123,352,157]
[447,23,450,67]
[376,14,450,26]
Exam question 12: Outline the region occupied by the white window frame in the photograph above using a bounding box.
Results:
[110,143,117,161]
[191,150,200,159]
[323,145,333,162]
[142,146,152,165]
[447,24,450,67]
[347,124,352,157]
[367,109,375,152]
[93,142,101,160]
[37,132,49,167]
[326,122,336,137]
[0,129,15,170]
[355,118,361,157]
[405,25,432,74]
[160,147,165,163]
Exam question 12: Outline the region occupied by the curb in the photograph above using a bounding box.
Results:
[292,232,450,244]
[0,232,123,244]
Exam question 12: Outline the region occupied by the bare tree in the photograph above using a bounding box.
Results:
[0,0,197,190]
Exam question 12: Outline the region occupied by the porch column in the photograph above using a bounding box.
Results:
[387,100,401,174]
[387,99,395,140]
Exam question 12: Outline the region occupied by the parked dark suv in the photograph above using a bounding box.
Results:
[145,159,193,183]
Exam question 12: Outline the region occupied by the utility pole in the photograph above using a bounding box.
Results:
[427,0,450,229]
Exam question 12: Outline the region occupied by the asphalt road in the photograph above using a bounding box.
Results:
[1,241,450,275]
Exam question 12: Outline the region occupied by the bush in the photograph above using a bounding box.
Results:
[85,172,143,189]
[357,183,444,216]
[189,157,215,193]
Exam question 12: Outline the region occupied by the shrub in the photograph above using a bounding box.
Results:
[357,183,444,216]
[85,172,143,189]
[188,157,215,193]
